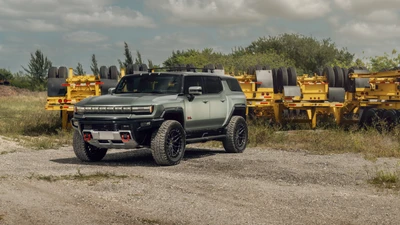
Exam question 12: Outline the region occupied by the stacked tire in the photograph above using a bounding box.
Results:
[47,66,68,97]
[100,65,119,95]
[269,67,297,94]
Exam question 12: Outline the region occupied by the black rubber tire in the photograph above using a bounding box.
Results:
[263,65,271,70]
[140,64,148,72]
[186,64,195,72]
[287,67,297,86]
[216,64,224,70]
[342,68,349,91]
[72,130,108,162]
[48,67,58,78]
[47,78,66,97]
[333,66,344,88]
[222,116,248,153]
[126,64,134,74]
[255,65,263,70]
[151,120,186,166]
[272,68,280,94]
[347,67,356,92]
[362,108,384,130]
[315,68,323,76]
[58,66,68,78]
[383,109,399,131]
[247,66,256,75]
[100,66,108,79]
[109,65,119,80]
[133,64,140,72]
[323,67,335,87]
[278,67,289,86]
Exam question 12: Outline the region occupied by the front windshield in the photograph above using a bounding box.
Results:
[115,74,183,94]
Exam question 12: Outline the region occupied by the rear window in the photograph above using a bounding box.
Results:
[226,79,242,92]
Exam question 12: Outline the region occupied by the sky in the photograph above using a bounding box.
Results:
[0,0,399,73]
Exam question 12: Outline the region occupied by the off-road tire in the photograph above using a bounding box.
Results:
[222,116,248,153]
[73,130,108,162]
[151,120,186,166]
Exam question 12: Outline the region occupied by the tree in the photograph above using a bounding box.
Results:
[148,60,154,68]
[90,54,99,75]
[74,63,85,75]
[369,50,400,72]
[118,42,134,69]
[245,33,354,73]
[0,68,13,80]
[22,49,52,90]
[135,50,143,65]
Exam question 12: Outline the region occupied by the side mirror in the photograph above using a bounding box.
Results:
[108,88,116,94]
[188,86,202,95]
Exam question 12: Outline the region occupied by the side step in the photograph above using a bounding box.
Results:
[186,135,226,144]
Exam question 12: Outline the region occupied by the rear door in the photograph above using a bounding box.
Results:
[204,76,228,129]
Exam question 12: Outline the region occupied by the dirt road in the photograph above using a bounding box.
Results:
[0,136,399,225]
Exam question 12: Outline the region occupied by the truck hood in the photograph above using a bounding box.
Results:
[78,93,179,106]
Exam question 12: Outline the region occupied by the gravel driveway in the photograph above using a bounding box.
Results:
[0,136,399,225]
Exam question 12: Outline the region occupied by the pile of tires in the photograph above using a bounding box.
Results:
[100,65,120,95]
[268,66,297,94]
[47,66,68,97]
[316,66,370,93]
[125,63,148,74]
[360,108,400,132]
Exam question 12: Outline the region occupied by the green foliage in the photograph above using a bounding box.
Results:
[0,68,13,80]
[74,63,85,75]
[246,33,354,73]
[9,71,31,89]
[135,50,143,65]
[90,54,99,75]
[163,48,293,75]
[118,42,134,69]
[369,50,400,72]
[21,49,52,91]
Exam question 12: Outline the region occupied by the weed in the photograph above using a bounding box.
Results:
[368,169,400,190]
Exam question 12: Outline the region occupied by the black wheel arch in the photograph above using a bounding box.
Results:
[160,107,185,127]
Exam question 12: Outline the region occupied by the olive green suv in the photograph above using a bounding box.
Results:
[71,66,248,166]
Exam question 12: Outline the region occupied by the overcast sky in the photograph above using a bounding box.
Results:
[0,0,399,73]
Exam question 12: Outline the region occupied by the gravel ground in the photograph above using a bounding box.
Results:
[0,136,400,225]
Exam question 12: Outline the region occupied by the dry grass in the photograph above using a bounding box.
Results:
[0,91,72,149]
[247,120,400,160]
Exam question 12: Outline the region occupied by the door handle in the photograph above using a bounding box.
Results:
[203,100,208,103]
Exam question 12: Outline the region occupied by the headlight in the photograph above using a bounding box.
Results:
[131,106,154,114]
[74,106,85,114]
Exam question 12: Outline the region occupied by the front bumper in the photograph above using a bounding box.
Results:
[71,117,164,149]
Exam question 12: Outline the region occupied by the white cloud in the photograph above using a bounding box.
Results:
[364,10,398,23]
[63,31,108,43]
[146,0,264,25]
[334,0,400,12]
[0,0,156,31]
[146,0,331,26]
[338,22,400,40]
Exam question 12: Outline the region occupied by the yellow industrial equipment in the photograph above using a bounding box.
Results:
[45,66,124,129]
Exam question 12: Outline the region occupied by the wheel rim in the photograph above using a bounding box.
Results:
[166,128,183,158]
[235,124,247,148]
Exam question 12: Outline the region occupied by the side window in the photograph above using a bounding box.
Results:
[184,76,203,94]
[226,78,242,92]
[204,76,223,94]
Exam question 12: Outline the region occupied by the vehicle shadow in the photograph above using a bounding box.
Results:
[51,147,225,167]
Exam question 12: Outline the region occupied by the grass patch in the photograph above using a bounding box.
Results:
[0,91,73,149]
[367,167,400,190]
[28,169,129,182]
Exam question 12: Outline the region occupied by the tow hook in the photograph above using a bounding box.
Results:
[120,132,131,143]
[83,132,92,142]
